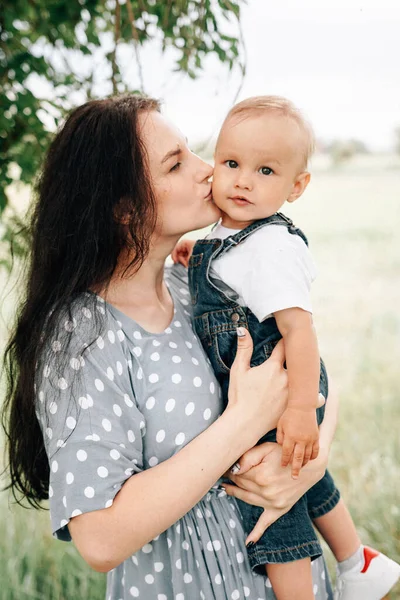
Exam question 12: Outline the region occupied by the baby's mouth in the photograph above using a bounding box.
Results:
[229,195,252,205]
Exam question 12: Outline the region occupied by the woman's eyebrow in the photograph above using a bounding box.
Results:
[161,146,182,164]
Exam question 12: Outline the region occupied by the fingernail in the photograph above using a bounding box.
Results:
[236,327,246,337]
[230,462,241,474]
[246,541,255,548]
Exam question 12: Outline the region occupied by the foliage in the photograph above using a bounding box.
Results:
[0,0,244,236]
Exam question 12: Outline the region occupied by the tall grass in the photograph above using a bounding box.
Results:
[1,157,399,598]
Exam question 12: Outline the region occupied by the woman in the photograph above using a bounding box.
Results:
[3,95,337,599]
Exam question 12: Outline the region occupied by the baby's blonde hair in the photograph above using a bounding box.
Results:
[223,95,315,168]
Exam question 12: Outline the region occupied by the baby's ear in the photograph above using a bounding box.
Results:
[287,172,311,204]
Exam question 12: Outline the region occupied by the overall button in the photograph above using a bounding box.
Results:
[231,312,240,323]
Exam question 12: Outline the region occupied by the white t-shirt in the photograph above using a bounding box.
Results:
[206,221,317,322]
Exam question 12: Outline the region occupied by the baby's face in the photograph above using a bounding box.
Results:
[212,113,309,229]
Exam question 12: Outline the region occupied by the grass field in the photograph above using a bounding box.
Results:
[1,155,399,598]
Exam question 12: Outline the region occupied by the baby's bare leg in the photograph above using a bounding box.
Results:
[313,498,361,561]
[266,558,314,600]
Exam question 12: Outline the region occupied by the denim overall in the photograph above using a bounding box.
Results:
[189,213,340,571]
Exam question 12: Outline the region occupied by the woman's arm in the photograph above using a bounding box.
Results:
[223,376,339,544]
[69,331,288,572]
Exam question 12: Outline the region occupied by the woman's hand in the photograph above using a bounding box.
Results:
[223,380,338,545]
[226,329,289,446]
[223,441,328,544]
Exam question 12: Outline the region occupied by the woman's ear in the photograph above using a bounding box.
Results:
[287,172,311,204]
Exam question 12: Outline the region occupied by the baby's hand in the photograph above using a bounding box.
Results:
[276,407,319,479]
[171,239,196,268]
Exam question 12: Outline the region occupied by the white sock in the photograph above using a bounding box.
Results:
[338,545,364,575]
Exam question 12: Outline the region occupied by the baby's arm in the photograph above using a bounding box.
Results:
[274,307,320,479]
[171,239,196,267]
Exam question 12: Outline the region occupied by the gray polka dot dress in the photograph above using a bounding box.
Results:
[36,264,333,600]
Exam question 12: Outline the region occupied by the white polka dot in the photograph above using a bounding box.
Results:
[64,319,75,332]
[149,373,159,383]
[133,331,142,340]
[175,558,182,569]
[203,408,212,420]
[45,427,53,439]
[321,570,326,580]
[82,307,91,318]
[102,418,112,432]
[52,340,62,352]
[229,519,236,528]
[66,416,76,429]
[58,378,68,390]
[146,396,156,410]
[124,394,134,407]
[70,358,81,370]
[154,562,164,572]
[182,541,190,550]
[173,320,182,328]
[49,401,57,414]
[56,439,65,448]
[66,472,74,484]
[142,543,153,554]
[181,298,189,305]
[244,587,250,597]
[185,402,195,416]
[107,330,115,344]
[183,572,192,583]
[113,404,122,417]
[165,398,176,412]
[152,340,160,347]
[149,457,158,467]
[210,382,215,394]
[164,327,172,334]
[150,352,160,361]
[90,433,100,441]
[136,367,143,380]
[132,555,139,566]
[215,574,222,585]
[172,374,182,384]
[116,329,125,342]
[176,523,181,534]
[265,578,272,588]
[158,595,167,600]
[95,379,104,391]
[133,346,142,357]
[78,395,93,409]
[116,361,123,375]
[105,499,113,508]
[96,336,105,349]
[129,587,139,597]
[60,519,68,527]
[106,367,114,381]
[71,509,82,517]
[38,390,44,403]
[236,551,244,563]
[110,449,120,460]
[231,591,240,600]
[313,584,318,594]
[168,342,177,349]
[185,341,192,349]
[175,432,185,446]
[48,485,53,498]
[127,430,135,443]
[172,355,182,363]
[76,449,87,462]
[84,487,95,498]
[213,540,221,551]
[193,376,202,387]
[156,430,166,443]
[97,466,108,478]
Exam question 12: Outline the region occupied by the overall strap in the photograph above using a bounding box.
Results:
[215,212,308,259]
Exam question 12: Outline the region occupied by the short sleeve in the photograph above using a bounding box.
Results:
[242,227,317,321]
[36,303,145,541]
[212,226,317,322]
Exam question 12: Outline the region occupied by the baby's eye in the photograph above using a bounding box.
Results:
[259,166,273,176]
[225,160,238,169]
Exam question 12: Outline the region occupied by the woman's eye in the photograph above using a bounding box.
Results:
[225,160,238,169]
[259,166,273,176]
[170,162,181,172]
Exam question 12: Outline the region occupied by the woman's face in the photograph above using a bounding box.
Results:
[139,111,221,239]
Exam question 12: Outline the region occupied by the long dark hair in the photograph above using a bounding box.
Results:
[1,94,160,507]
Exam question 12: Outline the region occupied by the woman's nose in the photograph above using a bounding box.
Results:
[194,155,213,183]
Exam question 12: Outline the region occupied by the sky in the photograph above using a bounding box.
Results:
[120,0,400,151]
